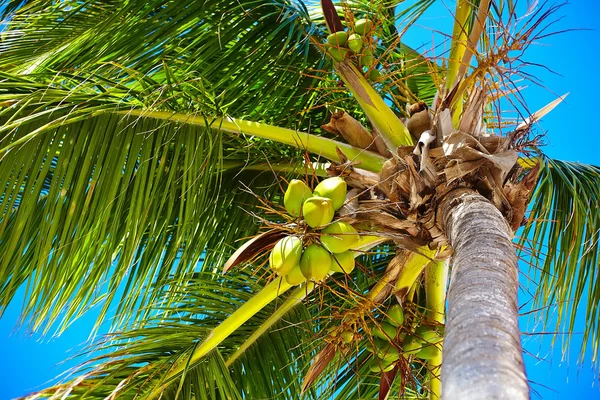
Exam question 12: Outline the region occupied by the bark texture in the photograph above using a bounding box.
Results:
[438,188,529,400]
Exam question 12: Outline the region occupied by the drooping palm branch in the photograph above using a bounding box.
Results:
[0,0,598,399]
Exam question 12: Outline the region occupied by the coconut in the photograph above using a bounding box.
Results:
[402,335,423,355]
[299,244,332,281]
[313,177,347,210]
[376,343,400,361]
[327,46,350,62]
[372,322,396,341]
[327,31,348,46]
[284,179,312,217]
[285,265,307,286]
[354,18,372,35]
[321,221,359,253]
[387,305,404,327]
[302,196,335,228]
[340,331,354,343]
[330,250,355,274]
[269,236,303,276]
[347,33,363,52]
[369,69,382,81]
[416,345,441,360]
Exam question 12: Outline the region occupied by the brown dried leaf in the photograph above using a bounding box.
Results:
[351,210,418,233]
[407,103,432,142]
[445,144,518,186]
[379,365,399,400]
[393,169,412,197]
[371,126,393,157]
[479,135,509,153]
[339,188,361,217]
[222,230,286,273]
[301,343,337,394]
[378,159,402,199]
[369,250,412,303]
[504,162,541,230]
[458,85,486,135]
[343,168,380,190]
[442,132,487,156]
[435,108,453,143]
[327,111,375,149]
[444,158,486,184]
[477,168,511,211]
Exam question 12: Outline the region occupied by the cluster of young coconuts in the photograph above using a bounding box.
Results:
[325,18,382,81]
[269,177,360,285]
[271,178,443,372]
[366,306,443,372]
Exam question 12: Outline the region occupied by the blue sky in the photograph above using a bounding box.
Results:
[1,1,600,399]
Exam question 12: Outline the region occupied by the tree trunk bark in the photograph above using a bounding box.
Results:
[437,188,529,400]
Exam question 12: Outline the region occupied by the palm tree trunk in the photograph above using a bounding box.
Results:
[437,188,529,399]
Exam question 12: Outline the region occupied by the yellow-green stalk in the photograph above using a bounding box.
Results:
[333,61,413,150]
[120,110,387,172]
[225,282,315,366]
[146,277,293,399]
[394,247,437,296]
[424,258,449,399]
[446,0,472,91]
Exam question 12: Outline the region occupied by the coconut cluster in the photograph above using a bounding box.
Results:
[364,305,443,372]
[269,177,360,286]
[324,18,382,81]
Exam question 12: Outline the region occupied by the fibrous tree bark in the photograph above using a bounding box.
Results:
[437,188,529,400]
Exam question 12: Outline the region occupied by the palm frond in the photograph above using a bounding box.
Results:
[21,246,411,399]
[521,157,600,363]
[0,0,329,126]
[0,109,299,333]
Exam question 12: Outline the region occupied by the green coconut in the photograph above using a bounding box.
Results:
[330,250,355,274]
[340,331,354,343]
[327,31,348,46]
[327,46,351,62]
[372,322,396,341]
[360,54,375,67]
[369,69,382,81]
[369,357,395,373]
[313,177,347,210]
[300,244,332,281]
[354,18,372,35]
[321,221,359,253]
[269,236,303,276]
[387,305,405,327]
[416,345,441,360]
[302,196,335,228]
[402,335,423,355]
[347,33,363,52]
[376,343,400,361]
[284,179,312,217]
[415,326,442,344]
[285,265,307,286]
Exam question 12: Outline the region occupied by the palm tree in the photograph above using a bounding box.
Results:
[0,0,598,399]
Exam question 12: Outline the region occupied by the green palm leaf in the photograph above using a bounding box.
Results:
[22,249,403,399]
[521,157,600,362]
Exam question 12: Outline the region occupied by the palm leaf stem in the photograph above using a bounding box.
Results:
[446,0,472,91]
[424,259,448,399]
[393,247,437,297]
[225,282,315,367]
[121,109,387,172]
[221,162,330,177]
[334,61,413,148]
[146,277,293,399]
